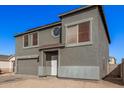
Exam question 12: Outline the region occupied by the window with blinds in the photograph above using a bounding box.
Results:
[23,34,29,47]
[32,32,38,46]
[66,20,91,45]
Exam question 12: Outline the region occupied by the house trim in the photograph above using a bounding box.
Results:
[57,48,60,77]
[39,44,64,50]
[16,55,39,60]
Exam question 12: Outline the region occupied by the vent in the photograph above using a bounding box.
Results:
[52,27,61,38]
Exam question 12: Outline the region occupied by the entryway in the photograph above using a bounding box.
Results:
[44,51,58,76]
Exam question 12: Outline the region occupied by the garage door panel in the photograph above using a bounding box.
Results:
[17,59,38,75]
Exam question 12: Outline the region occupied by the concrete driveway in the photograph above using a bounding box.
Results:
[0,73,123,88]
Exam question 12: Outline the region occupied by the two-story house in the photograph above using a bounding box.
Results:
[15,5,110,80]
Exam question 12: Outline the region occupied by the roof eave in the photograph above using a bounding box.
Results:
[14,21,61,37]
[98,6,111,44]
[59,5,96,18]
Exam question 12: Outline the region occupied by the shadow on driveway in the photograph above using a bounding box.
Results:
[104,76,123,86]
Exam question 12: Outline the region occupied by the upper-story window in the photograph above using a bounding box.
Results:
[66,25,78,44]
[32,32,38,46]
[23,34,29,47]
[23,32,38,48]
[78,21,90,42]
[66,18,92,47]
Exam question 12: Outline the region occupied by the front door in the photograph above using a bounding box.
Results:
[51,56,57,76]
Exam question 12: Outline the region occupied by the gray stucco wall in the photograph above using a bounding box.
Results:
[16,27,60,57]
[58,7,100,80]
[15,25,60,76]
[97,10,109,78]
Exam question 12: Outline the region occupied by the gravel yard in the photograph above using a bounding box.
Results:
[0,73,123,88]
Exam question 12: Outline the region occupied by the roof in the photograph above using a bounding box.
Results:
[14,5,110,43]
[97,6,111,43]
[8,55,15,60]
[59,5,93,18]
[14,21,61,37]
[0,55,11,61]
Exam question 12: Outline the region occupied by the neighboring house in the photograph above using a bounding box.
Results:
[15,5,110,80]
[109,57,116,64]
[0,55,15,73]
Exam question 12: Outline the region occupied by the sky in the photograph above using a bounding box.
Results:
[0,5,123,64]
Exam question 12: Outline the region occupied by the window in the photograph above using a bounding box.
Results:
[23,32,38,48]
[66,25,78,44]
[78,21,90,42]
[23,34,29,47]
[32,32,38,46]
[66,20,91,46]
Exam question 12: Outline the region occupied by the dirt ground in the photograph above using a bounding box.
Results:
[0,73,123,88]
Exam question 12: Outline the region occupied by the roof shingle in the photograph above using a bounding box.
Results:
[0,55,11,61]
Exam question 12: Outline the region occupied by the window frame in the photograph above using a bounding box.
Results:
[23,34,30,48]
[23,32,39,49]
[66,24,78,45]
[31,32,39,47]
[65,17,93,47]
